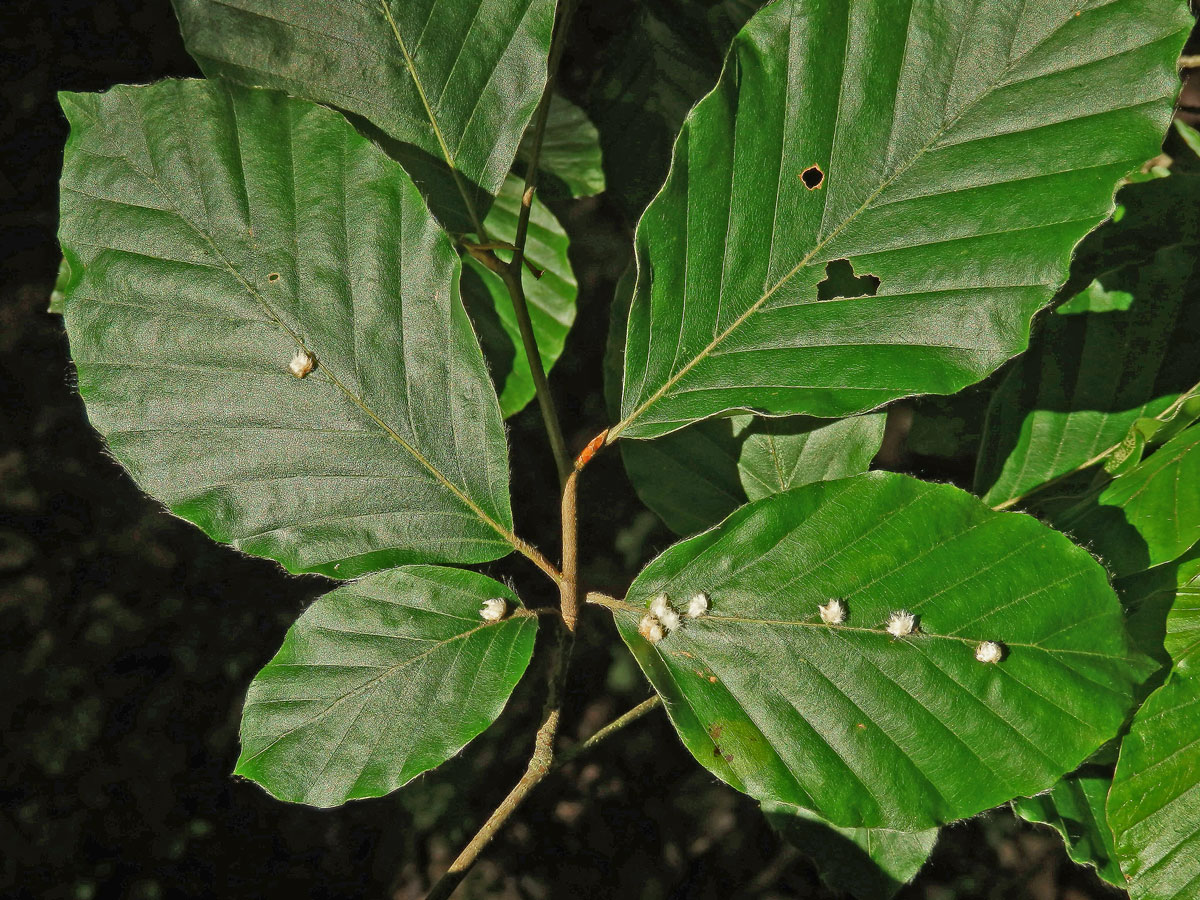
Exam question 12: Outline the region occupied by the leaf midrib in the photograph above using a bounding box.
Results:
[610,3,1123,440]
[377,0,489,235]
[240,611,535,766]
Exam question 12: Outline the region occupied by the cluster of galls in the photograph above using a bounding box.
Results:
[639,591,709,643]
[818,599,1004,663]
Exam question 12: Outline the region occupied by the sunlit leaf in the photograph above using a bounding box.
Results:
[613,0,1190,442]
[605,472,1150,829]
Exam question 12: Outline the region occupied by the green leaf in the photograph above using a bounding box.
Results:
[1108,595,1200,898]
[605,472,1150,829]
[580,0,760,217]
[1044,424,1200,579]
[763,801,937,900]
[235,565,538,807]
[1115,548,1200,666]
[59,80,515,577]
[976,176,1200,506]
[611,0,1190,442]
[622,413,884,536]
[1108,673,1200,899]
[461,174,577,418]
[517,95,605,199]
[171,0,555,226]
[47,257,71,314]
[764,810,935,900]
[1175,119,1200,160]
[1012,760,1124,886]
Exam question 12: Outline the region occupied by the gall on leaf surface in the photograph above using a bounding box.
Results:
[613,0,1192,442]
[607,472,1152,830]
[236,566,537,807]
[59,80,515,577]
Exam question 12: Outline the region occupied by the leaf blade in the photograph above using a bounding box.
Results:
[59,80,516,576]
[172,0,556,216]
[608,472,1150,829]
[235,565,538,807]
[614,0,1190,441]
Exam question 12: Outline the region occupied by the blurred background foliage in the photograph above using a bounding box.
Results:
[2,1,1198,897]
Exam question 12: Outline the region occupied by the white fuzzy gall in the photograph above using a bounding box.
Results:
[818,599,846,625]
[639,613,665,644]
[659,607,682,633]
[288,349,315,378]
[886,610,917,638]
[685,591,710,618]
[479,598,507,622]
[649,592,672,620]
[975,640,1004,664]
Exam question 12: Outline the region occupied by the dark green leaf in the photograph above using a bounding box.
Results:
[1043,424,1200,579]
[461,174,577,418]
[604,472,1150,829]
[236,565,538,807]
[622,413,884,536]
[976,176,1200,506]
[1012,760,1124,886]
[172,0,555,226]
[763,801,937,900]
[517,94,605,199]
[580,0,760,217]
[612,0,1190,442]
[59,80,515,577]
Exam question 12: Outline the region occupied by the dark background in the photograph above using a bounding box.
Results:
[3,2,1199,898]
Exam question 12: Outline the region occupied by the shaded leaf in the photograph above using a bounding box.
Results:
[579,0,760,217]
[605,472,1150,829]
[172,0,556,227]
[461,174,577,418]
[976,176,1200,506]
[59,80,515,577]
[612,0,1190,442]
[622,413,884,536]
[235,565,538,807]
[1043,424,1200,579]
[517,94,605,199]
[1109,593,1200,898]
[763,801,937,900]
[1012,760,1124,886]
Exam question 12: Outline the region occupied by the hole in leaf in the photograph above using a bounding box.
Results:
[800,165,825,189]
[816,259,880,302]
[268,272,280,282]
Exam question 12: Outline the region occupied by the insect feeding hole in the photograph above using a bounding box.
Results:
[800,164,825,189]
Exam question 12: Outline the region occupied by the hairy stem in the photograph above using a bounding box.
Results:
[497,0,579,485]
[424,478,582,899]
